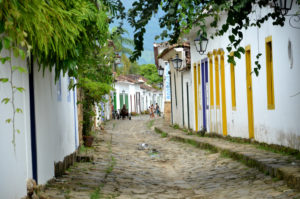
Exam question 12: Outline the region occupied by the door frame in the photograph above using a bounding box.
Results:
[219,50,228,136]
[201,58,208,131]
[29,57,38,183]
[245,45,254,138]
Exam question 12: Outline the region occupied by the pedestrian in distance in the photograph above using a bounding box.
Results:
[150,104,155,118]
[155,103,160,117]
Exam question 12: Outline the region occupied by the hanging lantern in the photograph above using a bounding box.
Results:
[194,34,208,55]
[158,66,164,76]
[274,0,294,16]
[171,54,183,70]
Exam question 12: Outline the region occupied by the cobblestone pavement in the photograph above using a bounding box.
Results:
[42,116,300,199]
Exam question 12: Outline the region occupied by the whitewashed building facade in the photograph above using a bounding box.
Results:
[113,74,163,114]
[0,50,79,198]
[183,2,300,149]
[154,42,195,129]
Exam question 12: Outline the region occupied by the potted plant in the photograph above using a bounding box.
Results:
[83,131,95,147]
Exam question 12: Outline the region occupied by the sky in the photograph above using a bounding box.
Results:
[111,0,166,65]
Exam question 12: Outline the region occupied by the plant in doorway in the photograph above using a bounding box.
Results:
[83,130,96,147]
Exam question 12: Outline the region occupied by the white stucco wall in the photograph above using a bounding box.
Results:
[0,50,32,199]
[0,51,79,198]
[34,67,78,184]
[188,3,300,149]
[170,65,194,129]
[114,81,162,114]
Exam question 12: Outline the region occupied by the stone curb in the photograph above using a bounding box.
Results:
[154,126,300,191]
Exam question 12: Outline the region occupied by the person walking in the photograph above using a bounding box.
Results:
[150,104,155,118]
[155,103,160,117]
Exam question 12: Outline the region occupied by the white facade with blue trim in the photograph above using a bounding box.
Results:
[0,49,79,199]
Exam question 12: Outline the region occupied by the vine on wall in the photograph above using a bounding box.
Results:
[0,0,125,147]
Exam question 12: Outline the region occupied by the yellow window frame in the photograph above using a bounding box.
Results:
[230,52,236,110]
[265,36,275,110]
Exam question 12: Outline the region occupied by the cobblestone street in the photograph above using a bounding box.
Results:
[42,116,300,199]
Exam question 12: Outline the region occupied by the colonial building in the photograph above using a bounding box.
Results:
[0,49,79,198]
[156,2,300,150]
[113,74,163,114]
[154,42,194,129]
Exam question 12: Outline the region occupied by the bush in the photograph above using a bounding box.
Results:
[131,112,138,116]
[144,110,150,114]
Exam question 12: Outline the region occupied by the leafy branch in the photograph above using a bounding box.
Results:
[128,0,293,75]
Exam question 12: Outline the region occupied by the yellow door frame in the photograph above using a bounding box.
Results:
[218,49,227,136]
[213,50,220,108]
[208,52,214,132]
[208,52,214,108]
[193,63,198,131]
[198,62,202,110]
[245,45,254,139]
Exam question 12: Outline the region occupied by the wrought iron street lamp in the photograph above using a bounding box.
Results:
[274,0,294,16]
[194,34,208,55]
[158,82,163,89]
[158,65,164,77]
[171,54,183,71]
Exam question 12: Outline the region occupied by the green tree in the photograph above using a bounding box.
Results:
[129,61,140,74]
[0,0,126,140]
[138,64,163,86]
[121,53,131,75]
[111,28,134,55]
[128,0,300,74]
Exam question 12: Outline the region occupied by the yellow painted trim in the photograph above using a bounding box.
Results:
[207,52,212,58]
[265,36,275,110]
[213,49,218,55]
[265,36,272,43]
[198,62,202,110]
[214,54,220,108]
[245,45,251,51]
[209,57,214,107]
[218,48,225,55]
[230,52,236,110]
[197,62,201,85]
[194,63,198,131]
[245,45,254,139]
[220,54,227,136]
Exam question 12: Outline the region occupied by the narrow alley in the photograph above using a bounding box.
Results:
[40,116,300,199]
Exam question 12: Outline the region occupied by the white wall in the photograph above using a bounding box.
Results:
[0,50,79,198]
[115,81,162,114]
[34,67,78,184]
[114,82,130,111]
[0,50,32,199]
[188,3,300,149]
[170,66,194,129]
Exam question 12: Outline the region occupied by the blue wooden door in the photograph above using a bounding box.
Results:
[201,59,209,130]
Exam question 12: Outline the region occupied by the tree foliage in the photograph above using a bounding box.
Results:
[138,64,163,85]
[128,0,299,75]
[0,0,126,137]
